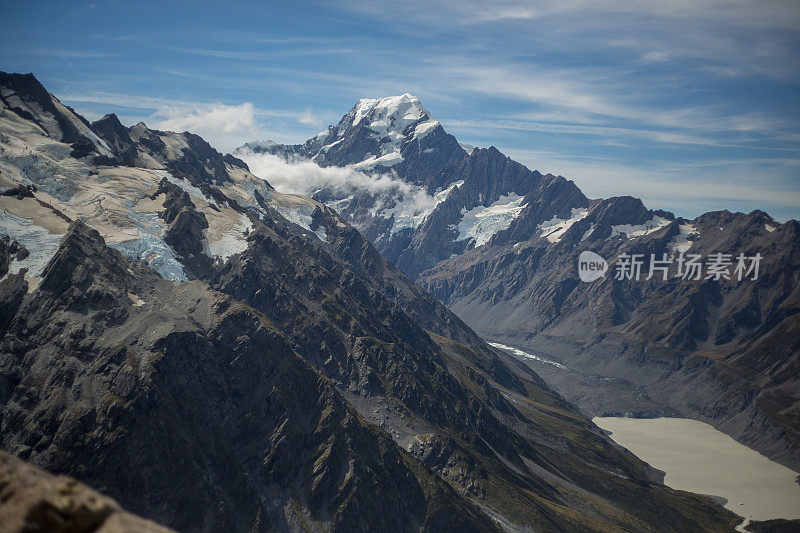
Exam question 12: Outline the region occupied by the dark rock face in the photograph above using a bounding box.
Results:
[0,221,740,532]
[87,119,236,184]
[0,72,99,153]
[745,518,800,532]
[397,147,590,276]
[90,113,139,166]
[154,177,213,277]
[1,235,25,277]
[0,222,499,532]
[0,271,26,339]
[0,237,29,338]
[172,131,233,185]
[126,122,236,184]
[0,451,173,533]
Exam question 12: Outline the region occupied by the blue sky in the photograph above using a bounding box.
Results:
[2,0,799,220]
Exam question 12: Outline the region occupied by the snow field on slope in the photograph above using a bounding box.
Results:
[0,210,64,277]
[111,207,188,281]
[271,202,327,241]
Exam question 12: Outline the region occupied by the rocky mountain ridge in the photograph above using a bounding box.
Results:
[0,71,742,531]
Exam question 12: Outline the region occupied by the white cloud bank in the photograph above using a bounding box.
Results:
[153,102,257,143]
[238,150,406,197]
[236,149,451,232]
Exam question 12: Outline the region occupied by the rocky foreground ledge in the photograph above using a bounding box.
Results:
[0,451,172,533]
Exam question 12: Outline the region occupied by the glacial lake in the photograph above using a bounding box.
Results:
[593,417,800,525]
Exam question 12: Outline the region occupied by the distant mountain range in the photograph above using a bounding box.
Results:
[0,72,743,531]
[240,93,800,472]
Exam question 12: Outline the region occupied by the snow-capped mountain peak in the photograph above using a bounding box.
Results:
[235,93,469,249]
[337,94,441,162]
[240,92,464,181]
[349,93,432,129]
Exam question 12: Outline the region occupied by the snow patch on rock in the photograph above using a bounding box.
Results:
[669,223,698,255]
[327,195,353,214]
[538,208,589,243]
[352,150,403,169]
[160,170,218,206]
[272,202,327,241]
[321,137,345,152]
[380,180,461,236]
[610,216,671,239]
[207,214,252,260]
[413,120,439,139]
[454,194,527,247]
[580,223,596,243]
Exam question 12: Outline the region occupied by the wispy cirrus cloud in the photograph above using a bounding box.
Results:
[446,118,727,148]
[417,59,797,153]
[298,109,322,129]
[160,45,359,61]
[9,0,795,219]
[7,47,119,59]
[504,147,800,219]
[346,0,800,31]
